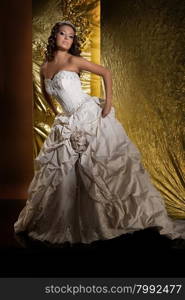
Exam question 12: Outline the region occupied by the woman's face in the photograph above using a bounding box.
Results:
[55,25,75,51]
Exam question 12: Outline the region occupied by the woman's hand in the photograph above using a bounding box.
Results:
[101,103,112,118]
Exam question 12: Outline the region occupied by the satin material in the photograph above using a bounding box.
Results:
[14,70,185,245]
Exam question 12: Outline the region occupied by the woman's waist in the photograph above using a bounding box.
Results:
[60,94,102,115]
[54,96,102,127]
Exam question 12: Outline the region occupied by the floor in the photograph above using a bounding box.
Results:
[0,199,185,277]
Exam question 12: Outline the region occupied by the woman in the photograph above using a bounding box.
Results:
[40,21,112,118]
[14,20,185,247]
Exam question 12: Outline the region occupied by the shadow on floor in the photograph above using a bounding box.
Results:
[0,198,185,277]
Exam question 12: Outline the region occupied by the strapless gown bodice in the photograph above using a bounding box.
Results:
[44,70,99,116]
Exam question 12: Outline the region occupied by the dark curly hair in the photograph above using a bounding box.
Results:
[44,22,82,63]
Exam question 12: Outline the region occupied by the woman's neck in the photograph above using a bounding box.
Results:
[53,50,71,63]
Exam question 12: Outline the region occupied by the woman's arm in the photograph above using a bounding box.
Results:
[40,67,58,116]
[75,57,113,117]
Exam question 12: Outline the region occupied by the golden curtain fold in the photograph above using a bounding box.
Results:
[101,0,185,218]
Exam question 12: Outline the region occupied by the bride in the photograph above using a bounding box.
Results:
[14,20,185,248]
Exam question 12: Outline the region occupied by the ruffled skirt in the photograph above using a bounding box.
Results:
[14,96,185,245]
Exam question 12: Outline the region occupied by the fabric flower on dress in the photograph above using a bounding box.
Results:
[70,129,89,153]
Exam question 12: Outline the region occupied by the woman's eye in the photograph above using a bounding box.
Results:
[59,32,74,39]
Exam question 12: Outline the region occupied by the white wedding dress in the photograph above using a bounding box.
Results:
[14,70,185,245]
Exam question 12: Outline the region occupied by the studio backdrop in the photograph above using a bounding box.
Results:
[28,0,185,218]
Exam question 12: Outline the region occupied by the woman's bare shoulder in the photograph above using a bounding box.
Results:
[69,55,82,72]
[71,55,82,64]
[72,55,109,76]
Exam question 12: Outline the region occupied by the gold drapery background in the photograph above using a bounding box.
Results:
[33,0,185,218]
[32,0,101,157]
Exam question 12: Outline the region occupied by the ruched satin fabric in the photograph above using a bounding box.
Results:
[14,70,185,245]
